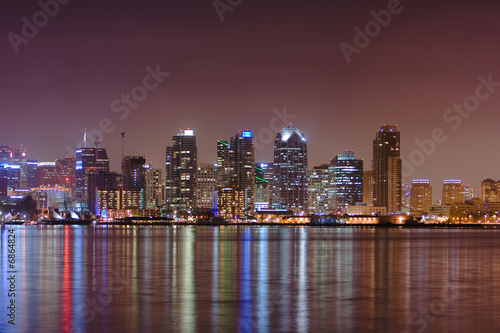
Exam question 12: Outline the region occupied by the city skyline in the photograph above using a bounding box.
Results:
[1,0,500,197]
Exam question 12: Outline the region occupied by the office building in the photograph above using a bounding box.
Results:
[373,124,401,214]
[308,164,330,214]
[216,131,255,218]
[254,163,273,211]
[196,163,216,211]
[165,129,197,212]
[330,151,363,212]
[442,180,464,205]
[272,125,308,213]
[145,166,165,209]
[122,156,147,192]
[75,146,110,213]
[410,179,432,215]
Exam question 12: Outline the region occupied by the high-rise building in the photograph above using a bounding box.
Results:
[442,179,464,205]
[0,146,13,162]
[122,156,147,192]
[36,162,59,187]
[229,131,255,214]
[215,131,255,218]
[254,163,273,211]
[308,164,330,214]
[0,167,7,196]
[373,124,401,214]
[330,151,363,211]
[13,146,27,189]
[27,160,38,188]
[480,179,498,202]
[216,140,230,189]
[362,170,373,205]
[402,182,411,212]
[196,163,216,211]
[272,125,308,213]
[75,147,110,213]
[56,157,76,200]
[463,184,474,201]
[410,179,432,215]
[165,129,197,212]
[145,166,165,209]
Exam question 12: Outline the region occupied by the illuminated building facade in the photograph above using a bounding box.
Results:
[217,186,247,220]
[165,129,197,212]
[216,131,255,218]
[308,163,330,214]
[56,157,76,200]
[254,163,273,211]
[410,179,432,215]
[330,151,363,212]
[273,125,308,213]
[122,156,147,192]
[481,179,499,202]
[196,163,216,211]
[36,162,59,187]
[362,170,373,206]
[75,147,110,213]
[442,179,464,205]
[97,188,143,216]
[145,167,165,209]
[373,125,401,214]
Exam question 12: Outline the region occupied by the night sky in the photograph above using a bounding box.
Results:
[1,0,500,198]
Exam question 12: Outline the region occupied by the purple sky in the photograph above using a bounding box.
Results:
[1,0,500,198]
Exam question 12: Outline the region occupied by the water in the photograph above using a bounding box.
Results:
[1,225,500,332]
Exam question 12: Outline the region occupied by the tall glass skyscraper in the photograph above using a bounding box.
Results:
[373,125,401,214]
[272,125,308,213]
[165,129,197,213]
[330,151,363,211]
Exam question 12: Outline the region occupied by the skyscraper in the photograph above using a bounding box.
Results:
[308,163,330,214]
[216,131,255,218]
[480,179,498,202]
[196,163,216,211]
[122,156,147,192]
[229,131,255,213]
[330,151,363,211]
[442,180,464,205]
[410,179,432,215]
[373,124,401,214]
[75,146,110,213]
[165,129,197,212]
[273,124,308,213]
[254,163,273,211]
[145,166,165,209]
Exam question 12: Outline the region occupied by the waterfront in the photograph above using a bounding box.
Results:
[2,226,500,332]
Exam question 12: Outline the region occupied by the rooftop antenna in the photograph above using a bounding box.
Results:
[83,128,87,148]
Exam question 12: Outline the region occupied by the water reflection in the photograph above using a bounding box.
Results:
[2,226,500,332]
